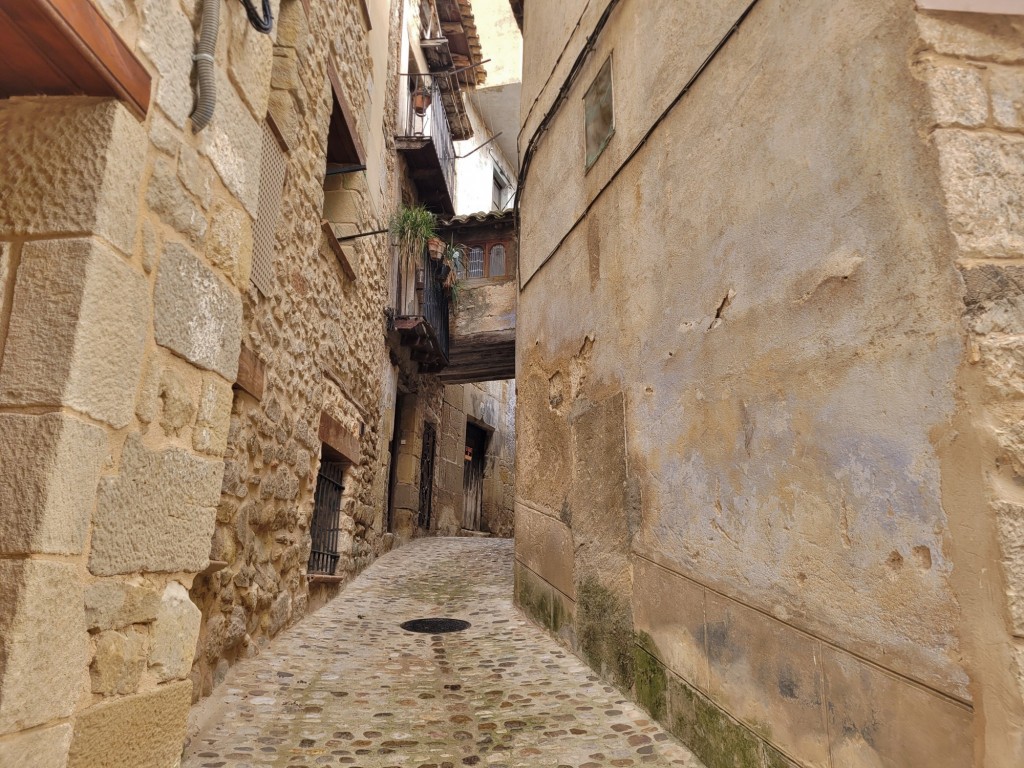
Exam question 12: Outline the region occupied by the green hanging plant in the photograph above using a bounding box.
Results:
[388,205,437,260]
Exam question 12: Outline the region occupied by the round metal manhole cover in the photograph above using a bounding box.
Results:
[400,618,471,634]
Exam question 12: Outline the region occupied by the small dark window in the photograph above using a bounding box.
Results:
[584,56,614,170]
[326,62,366,175]
[308,448,346,575]
[492,164,511,210]
[492,174,504,210]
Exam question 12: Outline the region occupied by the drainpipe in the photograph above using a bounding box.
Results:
[191,0,220,132]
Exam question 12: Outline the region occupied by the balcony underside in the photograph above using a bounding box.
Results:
[396,137,455,216]
[436,331,515,384]
[395,316,449,372]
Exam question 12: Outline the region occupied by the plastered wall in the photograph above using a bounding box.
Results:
[514,1,1024,767]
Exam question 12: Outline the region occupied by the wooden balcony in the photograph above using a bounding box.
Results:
[396,76,456,217]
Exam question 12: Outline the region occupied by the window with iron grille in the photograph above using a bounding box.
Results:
[308,448,346,575]
[467,246,485,279]
[460,240,510,280]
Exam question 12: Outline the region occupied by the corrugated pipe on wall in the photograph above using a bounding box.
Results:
[191,0,220,132]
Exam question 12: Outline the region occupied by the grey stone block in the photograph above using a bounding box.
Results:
[0,238,148,428]
[154,243,242,380]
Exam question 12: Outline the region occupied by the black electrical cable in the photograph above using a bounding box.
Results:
[239,0,273,33]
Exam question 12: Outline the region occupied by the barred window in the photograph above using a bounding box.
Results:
[468,246,485,279]
[308,448,346,575]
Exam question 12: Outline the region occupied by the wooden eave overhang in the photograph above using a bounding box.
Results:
[421,0,487,141]
[436,0,486,86]
[0,0,151,118]
[507,0,524,31]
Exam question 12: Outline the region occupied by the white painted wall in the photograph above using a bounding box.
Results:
[453,97,517,216]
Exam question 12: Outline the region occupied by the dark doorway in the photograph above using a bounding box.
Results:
[462,423,488,531]
[418,422,437,530]
[385,393,406,533]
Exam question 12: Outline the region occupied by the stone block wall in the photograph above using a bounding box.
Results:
[0,0,406,764]
[917,10,1024,763]
[514,2,1024,767]
[0,0,254,760]
[429,380,516,537]
[388,371,446,541]
[187,0,405,701]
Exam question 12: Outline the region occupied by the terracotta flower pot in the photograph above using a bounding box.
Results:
[427,237,445,261]
[412,87,432,117]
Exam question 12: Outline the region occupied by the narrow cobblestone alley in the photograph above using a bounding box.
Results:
[183,539,702,768]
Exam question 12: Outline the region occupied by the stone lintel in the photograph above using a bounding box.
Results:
[319,410,360,463]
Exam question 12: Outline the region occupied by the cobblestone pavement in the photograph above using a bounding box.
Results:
[184,538,704,768]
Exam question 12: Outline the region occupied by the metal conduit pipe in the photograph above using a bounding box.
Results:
[190,0,220,132]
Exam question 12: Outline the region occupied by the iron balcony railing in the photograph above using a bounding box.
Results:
[395,241,451,366]
[421,250,450,363]
[398,73,456,198]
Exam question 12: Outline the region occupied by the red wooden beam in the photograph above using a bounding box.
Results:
[0,0,151,118]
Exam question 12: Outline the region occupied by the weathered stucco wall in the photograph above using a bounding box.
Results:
[515,2,1024,767]
[454,97,517,215]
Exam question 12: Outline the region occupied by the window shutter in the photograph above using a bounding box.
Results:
[489,244,505,277]
[251,120,288,296]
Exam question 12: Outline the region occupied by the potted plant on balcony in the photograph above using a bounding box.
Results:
[389,204,437,262]
[412,83,432,117]
[427,235,445,261]
[389,205,437,315]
